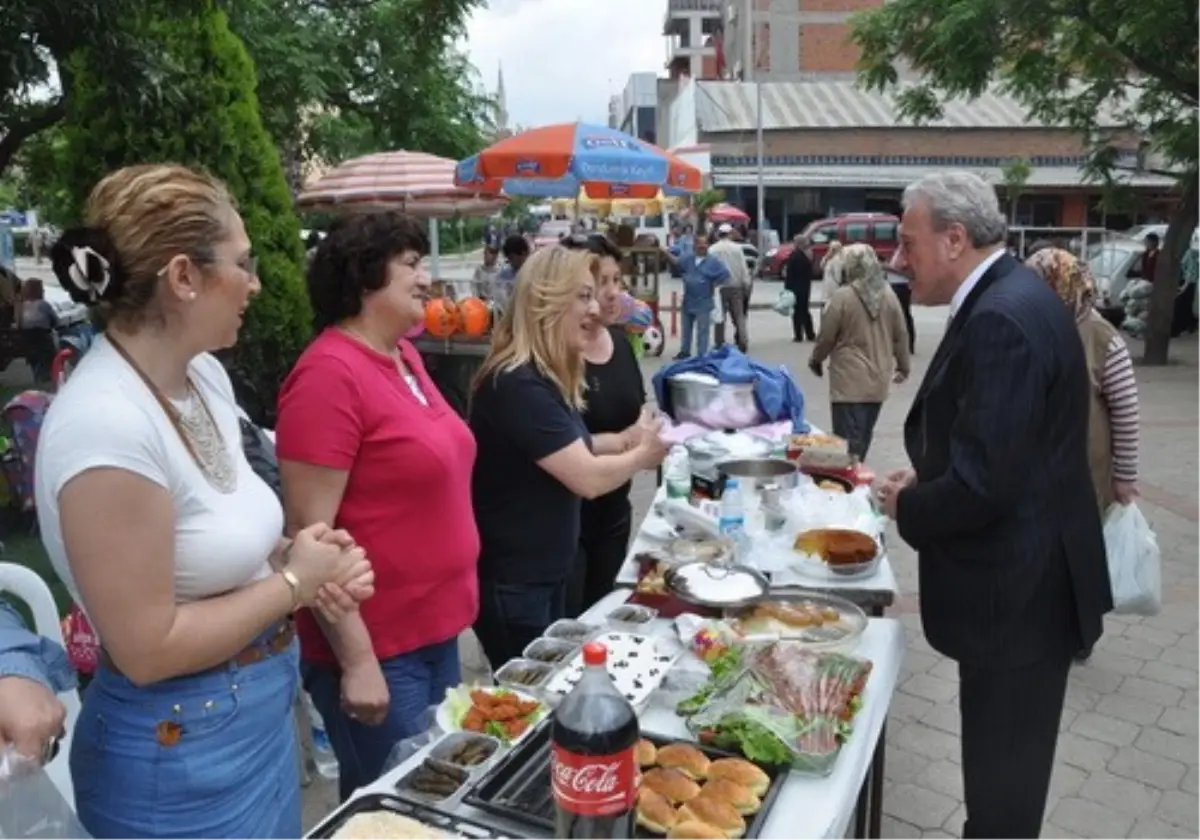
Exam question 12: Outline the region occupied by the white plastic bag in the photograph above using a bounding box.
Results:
[773,289,796,316]
[1102,503,1162,616]
[0,746,90,838]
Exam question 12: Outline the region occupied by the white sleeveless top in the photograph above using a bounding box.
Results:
[34,337,284,606]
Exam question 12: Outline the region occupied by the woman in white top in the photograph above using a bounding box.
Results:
[35,164,374,839]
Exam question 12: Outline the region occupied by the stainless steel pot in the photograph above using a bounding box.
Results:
[686,431,775,501]
[716,458,800,492]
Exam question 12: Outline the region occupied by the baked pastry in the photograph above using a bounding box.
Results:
[641,767,702,804]
[678,798,746,838]
[793,528,877,566]
[706,758,770,797]
[667,820,728,839]
[636,738,658,767]
[636,788,678,834]
[698,778,761,815]
[656,743,711,780]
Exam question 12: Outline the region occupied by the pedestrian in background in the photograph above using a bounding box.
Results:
[709,222,751,352]
[785,234,816,341]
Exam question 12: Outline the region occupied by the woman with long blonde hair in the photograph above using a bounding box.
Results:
[469,246,667,667]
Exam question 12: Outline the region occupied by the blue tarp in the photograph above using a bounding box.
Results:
[651,346,810,432]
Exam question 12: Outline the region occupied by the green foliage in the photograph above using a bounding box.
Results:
[226,0,493,184]
[1000,157,1032,223]
[694,188,726,216]
[851,0,1198,362]
[59,2,310,423]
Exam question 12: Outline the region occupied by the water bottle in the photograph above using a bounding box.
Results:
[664,445,691,499]
[718,478,747,561]
[303,693,339,780]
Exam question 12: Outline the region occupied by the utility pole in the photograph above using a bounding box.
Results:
[745,0,766,253]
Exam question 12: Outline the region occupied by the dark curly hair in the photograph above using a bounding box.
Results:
[307,211,429,330]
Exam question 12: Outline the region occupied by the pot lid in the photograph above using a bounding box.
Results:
[686,429,773,460]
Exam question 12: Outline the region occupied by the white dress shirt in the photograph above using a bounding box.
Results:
[708,238,751,290]
[949,247,1006,319]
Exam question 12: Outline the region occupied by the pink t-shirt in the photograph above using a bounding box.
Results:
[276,329,480,663]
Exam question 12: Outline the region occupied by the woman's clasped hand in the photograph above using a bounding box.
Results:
[281,523,375,622]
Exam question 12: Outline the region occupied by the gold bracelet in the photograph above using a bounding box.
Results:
[279,569,302,609]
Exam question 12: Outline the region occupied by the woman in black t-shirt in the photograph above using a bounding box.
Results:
[468,246,668,668]
[562,235,647,614]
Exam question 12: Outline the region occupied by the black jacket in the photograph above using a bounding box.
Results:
[897,252,1111,667]
[784,248,813,293]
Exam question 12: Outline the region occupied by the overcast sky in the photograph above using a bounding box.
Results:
[462,0,668,128]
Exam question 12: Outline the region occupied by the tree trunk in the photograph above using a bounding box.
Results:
[1143,179,1199,365]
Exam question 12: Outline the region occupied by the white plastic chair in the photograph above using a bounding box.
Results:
[0,562,79,807]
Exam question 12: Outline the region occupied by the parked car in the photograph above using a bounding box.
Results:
[760,213,900,280]
[1087,238,1145,306]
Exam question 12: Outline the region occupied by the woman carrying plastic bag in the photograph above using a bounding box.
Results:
[1103,503,1162,616]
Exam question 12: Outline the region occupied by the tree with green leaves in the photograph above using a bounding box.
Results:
[225,0,493,193]
[0,1,181,175]
[59,1,311,423]
[853,0,1198,363]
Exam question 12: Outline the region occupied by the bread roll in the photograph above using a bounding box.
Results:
[636,788,678,834]
[636,738,658,767]
[706,758,770,797]
[678,797,747,838]
[699,778,761,815]
[656,743,711,780]
[642,767,702,804]
[667,820,728,839]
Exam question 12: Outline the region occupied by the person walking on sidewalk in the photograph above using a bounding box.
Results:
[785,234,816,341]
[808,243,910,461]
[709,223,751,352]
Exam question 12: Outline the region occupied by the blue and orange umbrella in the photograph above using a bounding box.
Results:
[455,122,702,200]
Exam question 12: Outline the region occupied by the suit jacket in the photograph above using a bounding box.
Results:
[897,253,1112,667]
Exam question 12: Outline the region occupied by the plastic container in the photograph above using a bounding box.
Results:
[428,732,501,771]
[522,637,579,666]
[494,658,555,693]
[544,619,596,644]
[605,603,659,633]
[395,756,470,804]
[667,373,763,428]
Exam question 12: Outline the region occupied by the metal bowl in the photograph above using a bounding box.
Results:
[665,560,770,609]
[717,458,799,491]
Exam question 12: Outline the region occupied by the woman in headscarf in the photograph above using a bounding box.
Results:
[1026,247,1141,663]
[808,243,910,461]
[1026,248,1140,514]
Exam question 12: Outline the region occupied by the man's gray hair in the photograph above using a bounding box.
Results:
[902,171,1008,248]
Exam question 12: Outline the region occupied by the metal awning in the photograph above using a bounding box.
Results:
[711,165,1177,190]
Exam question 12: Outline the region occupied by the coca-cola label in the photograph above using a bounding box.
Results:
[550,744,637,816]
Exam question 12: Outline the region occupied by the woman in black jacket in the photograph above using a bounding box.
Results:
[785,234,815,341]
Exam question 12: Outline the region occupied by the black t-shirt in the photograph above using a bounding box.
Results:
[471,363,592,584]
[581,326,645,523]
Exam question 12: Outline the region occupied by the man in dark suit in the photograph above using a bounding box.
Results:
[875,171,1111,839]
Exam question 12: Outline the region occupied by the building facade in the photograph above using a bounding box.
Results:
[617,72,659,145]
[657,79,1175,238]
[663,0,723,80]
[720,0,885,80]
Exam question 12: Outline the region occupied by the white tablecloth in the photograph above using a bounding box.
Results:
[616,485,899,605]
[336,588,906,840]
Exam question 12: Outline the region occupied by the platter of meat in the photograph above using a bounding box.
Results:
[436,686,546,745]
[725,593,866,649]
[679,641,872,776]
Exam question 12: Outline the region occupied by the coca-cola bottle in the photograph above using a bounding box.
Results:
[550,641,640,838]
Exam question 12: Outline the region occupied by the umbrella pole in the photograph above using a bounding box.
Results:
[429,218,441,278]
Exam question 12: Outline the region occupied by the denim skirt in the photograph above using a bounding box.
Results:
[71,638,301,839]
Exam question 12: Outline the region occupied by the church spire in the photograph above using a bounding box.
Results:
[494,63,510,136]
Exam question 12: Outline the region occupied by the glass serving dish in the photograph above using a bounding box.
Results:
[723,591,867,652]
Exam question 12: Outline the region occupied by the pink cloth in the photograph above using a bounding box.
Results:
[659,418,793,445]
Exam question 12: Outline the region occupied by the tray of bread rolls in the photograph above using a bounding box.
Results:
[464,719,788,838]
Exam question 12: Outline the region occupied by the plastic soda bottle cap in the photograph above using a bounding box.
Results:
[581,641,608,667]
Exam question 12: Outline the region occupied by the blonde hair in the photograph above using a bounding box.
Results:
[84,164,236,329]
[474,246,598,410]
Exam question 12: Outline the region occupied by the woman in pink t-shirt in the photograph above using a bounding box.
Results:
[275,213,479,801]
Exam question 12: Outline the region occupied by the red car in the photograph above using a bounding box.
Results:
[761,213,900,280]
